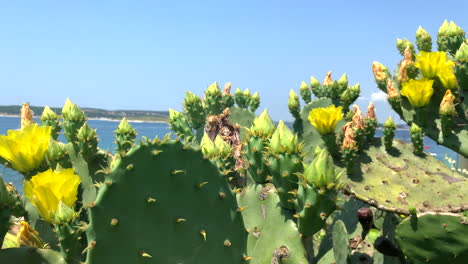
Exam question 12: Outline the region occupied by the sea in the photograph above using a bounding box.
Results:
[0,116,459,192]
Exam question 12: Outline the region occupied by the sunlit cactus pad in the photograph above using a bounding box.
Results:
[237,183,308,264]
[86,140,247,264]
[342,138,467,215]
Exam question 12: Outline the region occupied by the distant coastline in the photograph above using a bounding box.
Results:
[0,105,169,123]
[0,114,167,124]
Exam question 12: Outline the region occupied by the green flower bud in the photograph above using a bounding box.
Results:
[53,200,77,224]
[447,21,464,36]
[250,92,260,112]
[337,73,348,88]
[396,38,415,56]
[206,82,221,96]
[304,146,342,189]
[214,136,232,157]
[288,89,300,117]
[46,140,67,162]
[438,20,450,35]
[234,87,243,96]
[115,118,137,136]
[251,109,275,137]
[300,81,312,103]
[169,109,183,123]
[40,106,58,121]
[410,122,422,134]
[269,120,297,154]
[61,98,85,121]
[310,76,320,89]
[416,26,432,52]
[200,133,216,158]
[243,88,251,97]
[455,42,468,62]
[77,123,96,142]
[383,116,396,129]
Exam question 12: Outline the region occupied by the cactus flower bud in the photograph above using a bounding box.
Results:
[62,98,85,121]
[288,89,300,117]
[372,62,388,81]
[243,88,251,97]
[115,118,137,136]
[250,91,260,112]
[200,133,217,158]
[455,42,468,62]
[77,122,96,142]
[384,116,396,129]
[214,135,232,157]
[251,109,275,137]
[304,146,342,189]
[352,105,364,130]
[17,221,45,248]
[439,90,456,116]
[223,82,232,95]
[310,76,320,89]
[54,200,77,224]
[205,82,221,96]
[168,109,183,122]
[366,102,376,120]
[386,80,399,99]
[299,81,312,103]
[337,73,348,88]
[323,71,333,85]
[342,125,357,150]
[438,20,450,35]
[40,106,58,122]
[415,26,432,52]
[269,121,298,154]
[234,87,243,96]
[21,103,34,129]
[396,38,415,56]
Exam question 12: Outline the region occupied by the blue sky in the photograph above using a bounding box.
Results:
[0,1,467,122]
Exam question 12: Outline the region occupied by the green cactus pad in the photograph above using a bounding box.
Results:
[86,140,247,264]
[237,183,308,264]
[395,213,468,264]
[0,247,66,264]
[332,220,350,264]
[228,106,256,141]
[343,138,468,215]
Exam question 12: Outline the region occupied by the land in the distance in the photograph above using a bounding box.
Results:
[0,105,169,123]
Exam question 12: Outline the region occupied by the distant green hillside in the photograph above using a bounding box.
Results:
[0,105,169,122]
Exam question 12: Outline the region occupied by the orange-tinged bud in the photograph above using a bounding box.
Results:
[342,125,357,150]
[223,82,232,95]
[439,90,456,116]
[323,71,333,85]
[387,80,399,99]
[352,105,364,129]
[20,103,34,129]
[397,47,414,83]
[372,62,388,81]
[366,102,376,120]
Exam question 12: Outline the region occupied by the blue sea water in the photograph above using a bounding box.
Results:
[0,116,458,192]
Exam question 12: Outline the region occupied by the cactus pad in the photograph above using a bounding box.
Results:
[86,140,247,264]
[343,138,468,215]
[0,247,66,264]
[395,212,468,264]
[237,183,308,264]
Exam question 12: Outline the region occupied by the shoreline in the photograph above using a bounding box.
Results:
[0,114,168,124]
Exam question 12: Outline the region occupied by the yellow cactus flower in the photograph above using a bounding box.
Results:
[439,90,456,116]
[400,79,434,108]
[437,66,458,90]
[308,105,343,135]
[24,168,80,222]
[0,124,51,173]
[414,51,454,79]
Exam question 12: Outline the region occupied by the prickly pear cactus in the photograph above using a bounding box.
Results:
[85,139,247,264]
[237,183,308,264]
[372,21,468,158]
[342,138,468,215]
[395,212,468,264]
